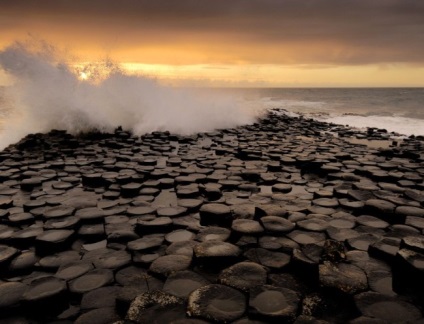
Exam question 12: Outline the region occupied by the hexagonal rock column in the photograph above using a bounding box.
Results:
[199,203,233,227]
[126,291,186,323]
[248,285,300,322]
[22,277,68,317]
[187,284,246,322]
[193,240,241,270]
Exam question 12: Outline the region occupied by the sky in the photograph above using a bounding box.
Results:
[1,0,424,87]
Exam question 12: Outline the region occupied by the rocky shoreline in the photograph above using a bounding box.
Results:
[0,109,423,323]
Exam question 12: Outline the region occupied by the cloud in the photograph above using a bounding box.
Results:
[1,0,424,65]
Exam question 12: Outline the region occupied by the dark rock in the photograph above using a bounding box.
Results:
[272,184,292,193]
[244,248,291,270]
[368,237,400,262]
[75,307,120,324]
[255,204,288,218]
[177,199,203,212]
[75,207,106,223]
[287,230,326,246]
[298,217,329,232]
[0,245,20,267]
[7,250,39,275]
[163,270,210,299]
[259,216,295,233]
[55,261,94,281]
[258,236,299,253]
[35,230,75,255]
[126,291,185,323]
[199,203,233,227]
[194,240,241,268]
[187,284,246,322]
[81,173,105,187]
[69,269,114,294]
[44,216,80,230]
[37,250,80,270]
[149,254,192,278]
[22,276,68,316]
[354,292,422,323]
[127,235,164,252]
[0,281,28,310]
[92,249,131,270]
[165,229,196,244]
[356,215,389,229]
[364,199,396,222]
[43,206,75,219]
[196,226,231,242]
[136,217,173,235]
[218,261,267,292]
[231,219,264,236]
[78,224,105,240]
[156,206,187,218]
[80,286,121,310]
[120,183,142,198]
[319,262,368,294]
[116,265,163,291]
[395,205,424,218]
[249,285,300,322]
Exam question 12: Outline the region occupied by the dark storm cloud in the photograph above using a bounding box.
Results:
[1,0,424,65]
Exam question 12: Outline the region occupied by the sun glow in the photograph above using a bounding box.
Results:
[79,71,89,80]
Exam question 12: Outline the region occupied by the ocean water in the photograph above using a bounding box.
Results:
[0,44,423,149]
[229,87,424,136]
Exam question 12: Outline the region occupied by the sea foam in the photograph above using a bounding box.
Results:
[0,42,258,150]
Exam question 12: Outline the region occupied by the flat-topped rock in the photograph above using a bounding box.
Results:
[0,245,20,266]
[187,284,246,322]
[43,206,75,219]
[165,229,196,243]
[287,230,326,246]
[55,261,94,281]
[356,215,389,229]
[38,250,80,270]
[194,240,241,268]
[259,216,295,233]
[244,248,291,269]
[319,262,368,294]
[136,217,173,235]
[199,203,233,227]
[231,219,264,235]
[354,292,423,323]
[69,269,114,294]
[22,276,68,315]
[163,270,210,299]
[126,291,185,323]
[249,285,300,322]
[149,254,192,278]
[127,235,164,252]
[35,230,74,255]
[218,261,267,292]
[0,281,28,310]
[196,226,231,242]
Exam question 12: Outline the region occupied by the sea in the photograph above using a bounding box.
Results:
[229,87,424,136]
[0,86,424,150]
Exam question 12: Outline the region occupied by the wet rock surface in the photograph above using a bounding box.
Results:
[0,110,423,322]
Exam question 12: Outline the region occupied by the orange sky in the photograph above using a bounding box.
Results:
[1,0,424,87]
